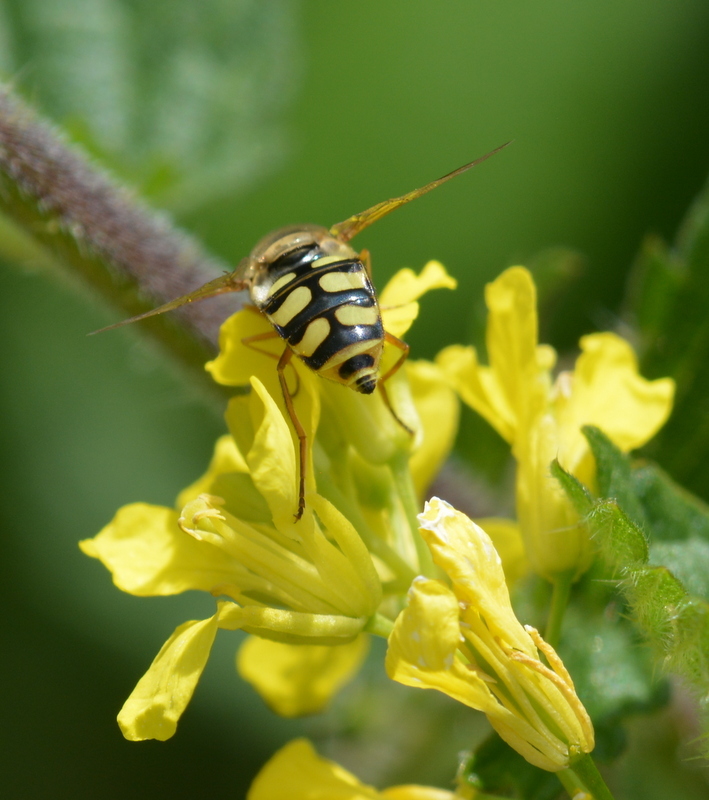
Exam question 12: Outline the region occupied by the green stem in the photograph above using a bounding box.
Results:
[545,569,574,648]
[557,766,587,799]
[566,754,616,800]
[364,612,395,639]
[389,451,435,577]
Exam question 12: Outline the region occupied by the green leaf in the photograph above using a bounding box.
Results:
[623,565,687,644]
[649,539,709,598]
[631,462,709,543]
[550,459,593,516]
[1,0,299,212]
[582,425,648,530]
[554,446,709,758]
[587,500,649,573]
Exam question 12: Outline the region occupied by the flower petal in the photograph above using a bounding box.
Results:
[247,377,299,527]
[247,738,382,800]
[380,261,457,339]
[80,503,239,596]
[475,517,529,587]
[436,343,516,442]
[177,434,248,506]
[381,789,456,800]
[118,613,221,741]
[207,309,277,387]
[515,414,592,580]
[553,332,675,479]
[385,577,502,715]
[418,498,533,654]
[318,368,416,466]
[485,267,554,439]
[237,635,370,717]
[406,360,460,499]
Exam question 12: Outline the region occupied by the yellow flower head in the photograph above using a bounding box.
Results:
[438,266,674,580]
[247,738,458,800]
[386,498,594,772]
[81,264,459,739]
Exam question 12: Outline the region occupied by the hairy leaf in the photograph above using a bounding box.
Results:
[553,426,709,757]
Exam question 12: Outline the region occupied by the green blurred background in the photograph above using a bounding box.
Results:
[2,1,709,797]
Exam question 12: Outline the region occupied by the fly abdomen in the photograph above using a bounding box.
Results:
[261,256,385,385]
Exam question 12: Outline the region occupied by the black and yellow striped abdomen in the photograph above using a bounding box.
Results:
[251,242,385,393]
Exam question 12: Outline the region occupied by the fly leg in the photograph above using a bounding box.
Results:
[277,347,307,521]
[379,331,414,436]
[242,330,300,395]
[241,329,281,359]
[360,248,372,279]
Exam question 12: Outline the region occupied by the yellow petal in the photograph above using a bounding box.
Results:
[80,503,238,596]
[381,789,456,800]
[418,498,533,654]
[247,377,299,527]
[437,344,516,443]
[515,414,592,580]
[209,310,321,480]
[474,517,529,587]
[387,577,461,671]
[237,635,369,717]
[553,332,675,478]
[485,267,553,439]
[380,261,457,339]
[177,434,248,507]
[238,605,367,644]
[318,366,416,466]
[247,738,382,800]
[406,360,460,499]
[385,577,502,716]
[308,494,383,612]
[118,614,221,741]
[207,309,278,388]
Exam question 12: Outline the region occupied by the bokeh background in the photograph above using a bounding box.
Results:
[2,1,709,797]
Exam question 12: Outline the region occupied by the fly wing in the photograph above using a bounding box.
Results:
[90,263,250,335]
[329,141,513,244]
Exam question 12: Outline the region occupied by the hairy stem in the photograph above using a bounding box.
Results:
[0,84,238,395]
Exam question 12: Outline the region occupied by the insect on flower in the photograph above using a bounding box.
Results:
[95,142,511,519]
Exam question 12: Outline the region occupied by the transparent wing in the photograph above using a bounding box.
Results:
[90,263,250,335]
[329,140,513,244]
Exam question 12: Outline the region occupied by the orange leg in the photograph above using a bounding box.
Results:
[359,248,372,279]
[242,330,300,396]
[379,331,414,435]
[277,347,307,521]
[241,329,281,360]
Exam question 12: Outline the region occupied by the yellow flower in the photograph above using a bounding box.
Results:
[82,264,459,739]
[247,738,458,800]
[386,498,594,772]
[236,636,370,718]
[438,266,674,580]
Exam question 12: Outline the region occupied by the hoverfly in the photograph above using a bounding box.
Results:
[97,142,511,519]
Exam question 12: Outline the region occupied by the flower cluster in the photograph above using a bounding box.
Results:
[438,266,674,581]
[81,262,459,739]
[387,498,594,772]
[83,260,673,797]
